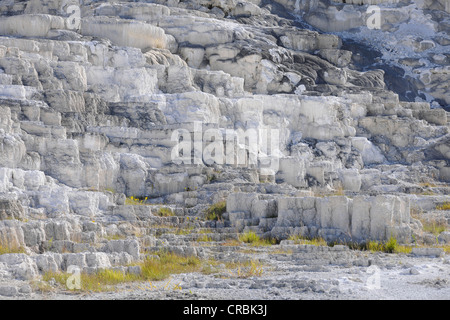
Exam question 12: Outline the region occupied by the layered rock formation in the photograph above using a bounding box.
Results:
[0,0,448,292]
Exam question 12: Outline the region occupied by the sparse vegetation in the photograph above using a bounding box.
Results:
[205,201,226,221]
[286,235,415,254]
[437,202,450,211]
[43,269,139,293]
[228,260,264,279]
[239,231,277,246]
[125,196,148,205]
[43,251,203,292]
[0,242,26,255]
[173,226,194,236]
[411,208,448,236]
[288,235,328,247]
[104,234,127,241]
[422,220,447,235]
[139,251,201,281]
[239,231,260,244]
[360,237,413,254]
[197,234,212,242]
[155,207,174,217]
[221,239,242,247]
[419,182,437,188]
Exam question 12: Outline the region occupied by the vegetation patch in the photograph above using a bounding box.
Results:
[437,202,450,211]
[205,201,226,221]
[155,207,175,217]
[288,235,328,247]
[225,260,265,279]
[43,251,203,292]
[125,196,148,205]
[0,242,26,255]
[422,220,447,235]
[239,231,277,246]
[197,234,213,242]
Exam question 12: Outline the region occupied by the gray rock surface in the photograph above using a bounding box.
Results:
[0,0,448,300]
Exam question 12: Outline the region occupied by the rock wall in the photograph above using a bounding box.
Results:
[226,193,411,243]
[0,0,448,285]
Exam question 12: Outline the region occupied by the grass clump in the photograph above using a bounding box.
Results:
[43,269,139,293]
[239,231,260,244]
[419,182,437,188]
[205,201,226,221]
[125,196,148,205]
[422,220,447,236]
[0,242,26,255]
[238,231,277,246]
[287,235,328,247]
[43,251,203,292]
[221,239,242,247]
[155,207,174,217]
[104,234,127,241]
[224,260,264,279]
[411,209,447,236]
[362,237,412,254]
[197,234,213,242]
[236,260,264,278]
[437,202,450,211]
[140,251,201,281]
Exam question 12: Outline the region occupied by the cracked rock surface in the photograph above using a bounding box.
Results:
[0,0,448,300]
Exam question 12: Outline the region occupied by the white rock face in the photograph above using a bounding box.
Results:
[0,0,448,289]
[81,17,168,50]
[0,14,65,38]
[228,193,411,242]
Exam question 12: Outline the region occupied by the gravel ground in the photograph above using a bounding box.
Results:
[2,247,448,301]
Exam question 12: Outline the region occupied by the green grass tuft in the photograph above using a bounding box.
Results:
[205,201,226,221]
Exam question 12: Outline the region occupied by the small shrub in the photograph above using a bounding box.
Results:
[239,231,260,244]
[365,240,384,252]
[384,237,398,253]
[205,201,226,221]
[361,237,405,254]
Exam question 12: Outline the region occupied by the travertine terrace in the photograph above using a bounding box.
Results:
[0,0,448,300]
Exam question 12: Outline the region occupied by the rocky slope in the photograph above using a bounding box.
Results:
[0,0,449,299]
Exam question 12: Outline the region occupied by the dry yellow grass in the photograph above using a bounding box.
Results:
[0,242,26,255]
[43,251,202,292]
[437,202,450,211]
[288,235,328,246]
[238,231,277,247]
